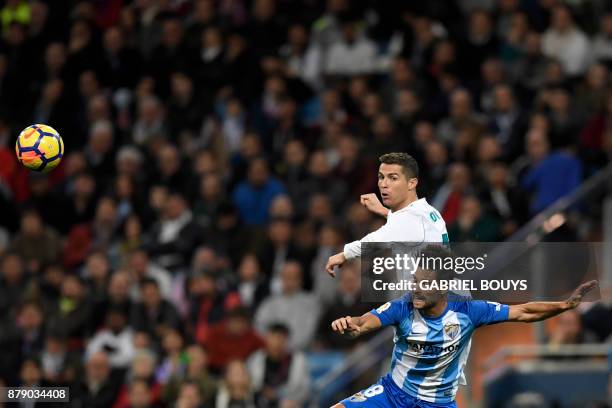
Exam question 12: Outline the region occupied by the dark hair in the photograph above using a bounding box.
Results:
[140,277,159,290]
[46,328,68,342]
[417,244,455,282]
[167,191,186,201]
[180,379,201,392]
[19,300,43,313]
[227,306,251,320]
[21,357,42,369]
[267,322,290,336]
[379,152,419,179]
[107,305,128,318]
[20,205,41,218]
[249,156,269,169]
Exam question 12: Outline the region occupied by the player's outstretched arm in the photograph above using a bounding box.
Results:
[331,312,382,338]
[508,280,598,323]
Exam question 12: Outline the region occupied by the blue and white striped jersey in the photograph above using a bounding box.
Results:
[370,294,509,404]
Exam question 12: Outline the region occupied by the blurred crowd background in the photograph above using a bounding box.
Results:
[0,0,612,406]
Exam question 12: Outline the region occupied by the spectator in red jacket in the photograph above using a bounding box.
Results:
[203,306,264,374]
[64,196,118,270]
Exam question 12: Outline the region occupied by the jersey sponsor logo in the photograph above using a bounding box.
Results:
[364,385,384,398]
[376,302,391,313]
[407,341,460,354]
[349,392,367,402]
[444,323,459,340]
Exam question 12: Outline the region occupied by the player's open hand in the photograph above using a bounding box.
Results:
[331,316,360,337]
[360,193,388,218]
[326,252,346,277]
[566,280,598,309]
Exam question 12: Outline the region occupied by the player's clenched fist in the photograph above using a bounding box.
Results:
[360,193,389,218]
[325,252,346,277]
[331,316,360,336]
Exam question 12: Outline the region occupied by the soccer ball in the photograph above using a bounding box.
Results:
[15,124,64,173]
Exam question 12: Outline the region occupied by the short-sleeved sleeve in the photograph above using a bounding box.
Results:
[468,300,510,327]
[369,296,408,327]
[343,212,425,260]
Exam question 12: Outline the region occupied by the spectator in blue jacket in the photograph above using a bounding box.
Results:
[521,129,582,214]
[233,157,286,225]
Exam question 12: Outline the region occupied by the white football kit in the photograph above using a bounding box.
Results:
[343,198,449,260]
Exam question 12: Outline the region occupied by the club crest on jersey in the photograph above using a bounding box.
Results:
[444,323,459,339]
[376,302,391,313]
[349,392,367,402]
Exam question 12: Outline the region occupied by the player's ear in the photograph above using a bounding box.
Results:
[408,177,418,191]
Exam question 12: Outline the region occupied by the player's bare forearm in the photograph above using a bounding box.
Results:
[352,313,382,336]
[508,280,597,322]
[509,301,572,322]
[346,315,366,338]
[331,312,381,338]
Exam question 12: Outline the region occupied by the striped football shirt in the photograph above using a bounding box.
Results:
[370,294,509,404]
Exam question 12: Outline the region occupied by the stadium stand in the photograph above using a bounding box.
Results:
[0,0,611,406]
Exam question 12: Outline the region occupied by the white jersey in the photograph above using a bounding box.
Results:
[343,198,448,260]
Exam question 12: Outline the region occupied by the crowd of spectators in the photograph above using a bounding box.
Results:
[0,0,612,406]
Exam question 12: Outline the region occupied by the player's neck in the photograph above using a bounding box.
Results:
[420,297,448,319]
[391,193,419,212]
